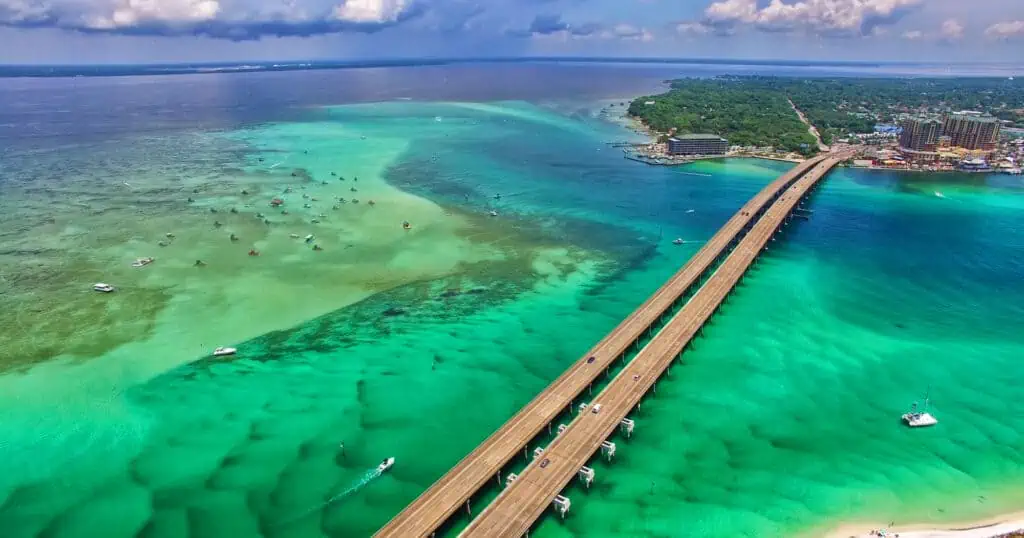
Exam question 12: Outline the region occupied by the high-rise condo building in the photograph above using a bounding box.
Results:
[943,112,1000,151]
[898,117,943,152]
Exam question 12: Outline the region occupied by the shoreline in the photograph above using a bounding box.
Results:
[825,511,1024,538]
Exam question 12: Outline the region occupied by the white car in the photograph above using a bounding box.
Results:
[591,404,603,414]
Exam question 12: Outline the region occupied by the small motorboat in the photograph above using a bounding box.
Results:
[672,238,684,245]
[305,234,315,243]
[368,200,376,206]
[402,221,412,230]
[290,234,300,238]
[213,347,237,357]
[132,257,154,268]
[248,249,260,256]
[489,211,498,217]
[377,457,395,473]
[93,283,115,293]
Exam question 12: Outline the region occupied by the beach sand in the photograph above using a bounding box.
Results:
[828,512,1024,538]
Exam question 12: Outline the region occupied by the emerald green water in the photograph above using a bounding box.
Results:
[1,97,1023,538]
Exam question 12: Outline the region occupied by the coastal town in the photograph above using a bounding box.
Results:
[625,77,1024,175]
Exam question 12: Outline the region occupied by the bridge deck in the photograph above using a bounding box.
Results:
[373,156,829,538]
[459,158,842,537]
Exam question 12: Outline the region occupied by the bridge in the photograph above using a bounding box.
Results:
[374,154,847,538]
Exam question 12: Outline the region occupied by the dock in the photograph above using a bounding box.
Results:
[373,154,841,538]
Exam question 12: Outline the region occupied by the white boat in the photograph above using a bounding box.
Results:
[902,392,938,428]
[489,210,498,217]
[132,257,154,267]
[377,457,395,473]
[93,283,115,293]
[672,238,684,245]
[212,347,237,357]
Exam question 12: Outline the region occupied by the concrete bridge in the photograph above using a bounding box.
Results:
[374,153,849,538]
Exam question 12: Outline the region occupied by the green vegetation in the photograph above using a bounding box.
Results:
[628,79,818,154]
[631,76,1024,147]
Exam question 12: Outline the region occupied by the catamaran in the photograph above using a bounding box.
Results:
[902,391,938,428]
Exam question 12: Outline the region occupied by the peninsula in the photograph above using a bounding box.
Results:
[627,76,1024,172]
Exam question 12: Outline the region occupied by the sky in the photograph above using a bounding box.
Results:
[0,0,1023,64]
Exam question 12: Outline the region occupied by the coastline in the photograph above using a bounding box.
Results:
[618,107,808,166]
[825,512,1024,538]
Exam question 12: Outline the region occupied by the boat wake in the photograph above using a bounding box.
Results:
[275,466,383,526]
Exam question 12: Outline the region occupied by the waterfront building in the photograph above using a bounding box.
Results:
[667,134,729,156]
[959,158,991,172]
[943,112,1000,151]
[898,117,942,152]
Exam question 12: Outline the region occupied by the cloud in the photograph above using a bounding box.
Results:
[508,13,603,37]
[702,0,923,37]
[527,13,568,34]
[0,0,424,39]
[604,23,651,41]
[675,21,711,35]
[939,18,963,41]
[985,20,1024,40]
[901,29,922,39]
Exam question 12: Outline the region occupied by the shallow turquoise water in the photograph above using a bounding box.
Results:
[1,97,1023,538]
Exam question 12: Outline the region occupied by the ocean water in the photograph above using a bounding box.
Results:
[1,64,1023,538]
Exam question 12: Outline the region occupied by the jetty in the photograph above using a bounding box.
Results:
[373,152,849,538]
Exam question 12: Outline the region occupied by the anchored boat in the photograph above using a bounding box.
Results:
[902,390,938,428]
[212,347,237,357]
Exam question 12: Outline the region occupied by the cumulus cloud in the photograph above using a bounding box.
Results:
[985,20,1024,40]
[0,0,423,39]
[939,18,963,41]
[702,0,923,36]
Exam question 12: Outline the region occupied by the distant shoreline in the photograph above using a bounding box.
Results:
[2,57,1023,79]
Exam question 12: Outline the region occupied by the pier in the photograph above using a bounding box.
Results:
[373,154,844,538]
